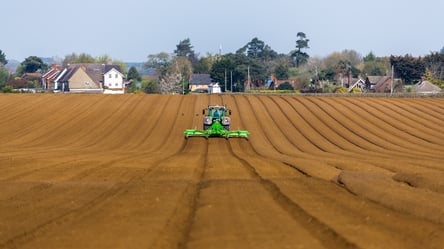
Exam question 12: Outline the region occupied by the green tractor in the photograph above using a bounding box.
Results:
[184,105,249,139]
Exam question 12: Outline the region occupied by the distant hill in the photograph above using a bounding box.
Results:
[125,62,155,76]
[4,58,155,76]
[41,57,62,65]
[4,59,20,73]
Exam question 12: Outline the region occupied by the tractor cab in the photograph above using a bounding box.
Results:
[202,105,231,131]
[206,105,230,120]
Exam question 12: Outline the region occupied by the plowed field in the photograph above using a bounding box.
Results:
[1,94,444,249]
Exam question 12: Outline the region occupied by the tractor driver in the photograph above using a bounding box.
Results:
[213,108,220,118]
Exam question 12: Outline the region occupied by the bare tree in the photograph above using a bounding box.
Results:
[159,72,182,94]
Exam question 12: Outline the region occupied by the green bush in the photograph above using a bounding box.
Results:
[277,82,294,90]
[2,85,14,93]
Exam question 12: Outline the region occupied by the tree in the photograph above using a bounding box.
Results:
[274,60,289,80]
[96,54,112,64]
[212,52,268,91]
[323,50,361,69]
[390,55,425,84]
[174,38,197,63]
[0,49,7,65]
[363,51,376,62]
[318,67,336,81]
[0,49,8,89]
[361,52,390,76]
[127,66,141,81]
[63,53,95,66]
[423,52,444,80]
[172,56,192,93]
[159,72,182,94]
[17,56,47,74]
[141,79,160,94]
[291,32,310,67]
[362,60,387,76]
[112,60,127,75]
[193,53,217,74]
[320,50,362,84]
[144,52,172,77]
[235,55,267,90]
[193,56,211,74]
[239,37,277,62]
[210,56,236,91]
[246,37,265,59]
[0,66,10,90]
[234,38,278,88]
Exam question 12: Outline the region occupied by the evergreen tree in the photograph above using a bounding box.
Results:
[291,32,310,67]
[390,55,425,84]
[17,56,47,74]
[127,66,141,81]
[0,49,7,65]
[174,38,197,63]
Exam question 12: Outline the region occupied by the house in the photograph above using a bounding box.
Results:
[208,83,221,93]
[103,65,125,94]
[414,80,442,94]
[53,64,124,93]
[348,78,366,92]
[365,76,395,93]
[189,74,213,92]
[41,64,63,90]
[22,72,42,80]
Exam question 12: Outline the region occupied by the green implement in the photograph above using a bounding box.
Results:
[184,105,249,139]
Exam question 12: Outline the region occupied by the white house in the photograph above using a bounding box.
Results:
[103,66,125,94]
[208,83,221,94]
[50,64,125,93]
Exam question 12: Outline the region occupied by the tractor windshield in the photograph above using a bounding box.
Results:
[210,107,225,118]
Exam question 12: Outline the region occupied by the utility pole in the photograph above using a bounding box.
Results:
[247,66,251,91]
[224,69,227,92]
[391,65,394,96]
[230,70,233,92]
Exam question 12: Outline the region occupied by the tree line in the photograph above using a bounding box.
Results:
[138,36,444,94]
[1,34,444,93]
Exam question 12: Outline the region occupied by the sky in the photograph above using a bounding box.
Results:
[2,0,444,62]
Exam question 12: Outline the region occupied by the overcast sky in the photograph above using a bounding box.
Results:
[2,0,443,62]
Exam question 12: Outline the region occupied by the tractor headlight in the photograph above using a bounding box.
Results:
[221,117,231,125]
[203,117,212,125]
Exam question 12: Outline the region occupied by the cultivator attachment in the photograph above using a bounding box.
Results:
[184,105,249,139]
[184,122,249,139]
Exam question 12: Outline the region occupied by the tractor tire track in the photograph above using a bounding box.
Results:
[0,119,193,249]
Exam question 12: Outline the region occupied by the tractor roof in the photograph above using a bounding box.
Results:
[208,105,226,109]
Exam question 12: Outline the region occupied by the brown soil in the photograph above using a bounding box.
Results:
[0,94,443,249]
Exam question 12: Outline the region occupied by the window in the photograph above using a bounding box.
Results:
[109,74,112,78]
[115,74,118,78]
[115,83,118,86]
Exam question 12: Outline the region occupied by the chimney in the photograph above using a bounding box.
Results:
[107,59,113,65]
